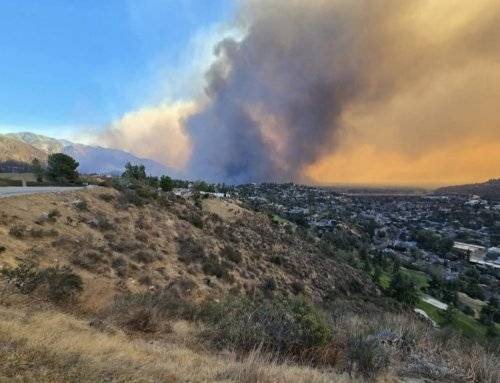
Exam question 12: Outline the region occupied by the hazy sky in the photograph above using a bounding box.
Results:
[0,0,234,136]
[1,0,499,186]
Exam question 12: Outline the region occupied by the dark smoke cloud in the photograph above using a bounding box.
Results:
[185,0,500,184]
[187,1,368,183]
[102,0,500,185]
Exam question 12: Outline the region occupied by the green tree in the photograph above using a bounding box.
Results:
[31,158,44,182]
[147,176,159,188]
[479,298,500,324]
[46,153,79,182]
[388,272,419,307]
[159,175,174,191]
[122,162,146,182]
[193,180,211,192]
[485,323,497,338]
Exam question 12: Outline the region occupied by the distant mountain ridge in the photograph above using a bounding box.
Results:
[435,179,500,200]
[0,135,48,164]
[6,132,64,154]
[0,132,174,177]
[63,143,173,176]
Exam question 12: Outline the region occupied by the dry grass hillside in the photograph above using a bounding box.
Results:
[0,187,498,382]
[0,135,48,164]
[0,187,373,309]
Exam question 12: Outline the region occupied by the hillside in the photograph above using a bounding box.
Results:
[0,135,48,164]
[0,188,373,310]
[63,143,175,177]
[0,132,173,176]
[0,188,497,382]
[435,179,500,200]
[6,132,65,153]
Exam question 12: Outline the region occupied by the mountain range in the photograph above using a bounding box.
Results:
[0,132,174,177]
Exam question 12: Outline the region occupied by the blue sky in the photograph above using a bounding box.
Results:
[0,0,235,138]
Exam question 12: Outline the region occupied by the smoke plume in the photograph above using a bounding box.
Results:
[102,0,500,185]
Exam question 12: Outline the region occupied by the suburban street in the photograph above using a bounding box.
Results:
[0,186,89,198]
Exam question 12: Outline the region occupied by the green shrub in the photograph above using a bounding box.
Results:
[0,245,6,253]
[221,245,242,264]
[98,193,115,202]
[30,227,58,238]
[345,334,390,379]
[200,295,332,355]
[135,186,158,201]
[73,199,89,211]
[132,250,156,264]
[202,255,231,280]
[185,212,203,229]
[1,262,83,303]
[88,212,114,231]
[178,238,205,264]
[71,249,107,271]
[110,289,196,332]
[9,224,27,238]
[117,190,144,207]
[111,256,128,277]
[387,272,419,307]
[262,277,277,292]
[1,261,43,294]
[41,266,83,302]
[47,209,61,221]
[159,175,174,192]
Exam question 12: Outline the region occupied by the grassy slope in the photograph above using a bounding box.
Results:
[0,302,345,383]
[0,188,388,382]
[378,268,428,290]
[377,268,497,339]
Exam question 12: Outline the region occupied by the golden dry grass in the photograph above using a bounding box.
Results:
[0,189,496,383]
[201,198,246,222]
[0,304,383,383]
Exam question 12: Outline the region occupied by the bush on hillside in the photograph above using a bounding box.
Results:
[199,295,332,355]
[221,245,242,264]
[72,198,89,211]
[71,249,108,271]
[159,175,174,192]
[117,189,145,207]
[98,193,115,202]
[178,237,205,264]
[9,224,27,238]
[42,266,83,302]
[387,272,419,307]
[1,262,83,302]
[201,254,232,281]
[1,261,43,294]
[110,289,196,332]
[345,335,390,379]
[111,256,128,277]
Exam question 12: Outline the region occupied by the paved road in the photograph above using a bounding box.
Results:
[422,295,448,310]
[0,186,89,199]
